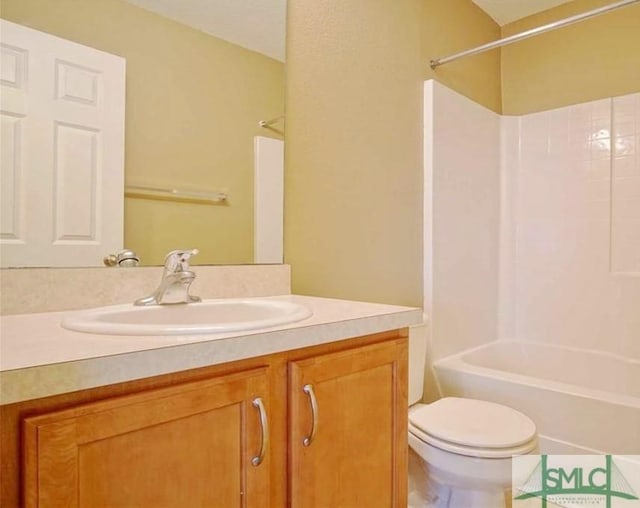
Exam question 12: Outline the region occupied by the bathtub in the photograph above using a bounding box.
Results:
[433,340,640,454]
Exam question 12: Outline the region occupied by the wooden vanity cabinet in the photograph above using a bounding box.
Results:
[23,367,272,508]
[289,340,408,508]
[2,330,408,507]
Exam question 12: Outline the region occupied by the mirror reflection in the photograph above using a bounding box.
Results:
[0,0,286,266]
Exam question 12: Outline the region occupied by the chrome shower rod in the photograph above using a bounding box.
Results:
[259,115,285,128]
[430,0,640,69]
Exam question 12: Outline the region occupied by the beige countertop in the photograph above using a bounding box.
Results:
[0,295,422,404]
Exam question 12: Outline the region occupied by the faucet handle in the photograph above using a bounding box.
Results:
[164,249,199,273]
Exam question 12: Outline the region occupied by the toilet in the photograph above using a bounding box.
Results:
[408,329,538,507]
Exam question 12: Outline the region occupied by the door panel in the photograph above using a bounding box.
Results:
[0,19,125,267]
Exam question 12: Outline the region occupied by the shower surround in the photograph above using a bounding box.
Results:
[424,80,640,452]
[500,92,640,359]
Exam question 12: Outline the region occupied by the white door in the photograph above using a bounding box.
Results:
[0,20,125,267]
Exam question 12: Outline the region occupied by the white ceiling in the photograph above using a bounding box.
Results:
[121,0,578,59]
[472,0,575,25]
[123,0,286,62]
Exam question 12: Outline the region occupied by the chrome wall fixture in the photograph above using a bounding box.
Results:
[125,184,228,204]
[430,0,640,69]
[259,115,285,128]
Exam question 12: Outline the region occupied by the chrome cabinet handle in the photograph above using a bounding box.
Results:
[302,384,318,447]
[251,397,269,466]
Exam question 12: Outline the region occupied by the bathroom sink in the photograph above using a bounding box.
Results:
[61,298,313,336]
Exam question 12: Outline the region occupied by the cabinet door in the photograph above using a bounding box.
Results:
[23,367,271,508]
[289,339,408,508]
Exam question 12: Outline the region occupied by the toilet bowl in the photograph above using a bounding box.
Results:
[408,397,538,508]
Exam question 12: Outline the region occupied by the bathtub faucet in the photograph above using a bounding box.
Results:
[134,249,202,306]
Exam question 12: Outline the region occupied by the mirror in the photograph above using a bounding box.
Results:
[0,0,286,266]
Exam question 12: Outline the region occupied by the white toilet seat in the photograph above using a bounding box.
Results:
[408,397,537,458]
[409,421,536,458]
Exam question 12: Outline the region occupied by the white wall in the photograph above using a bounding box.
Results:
[254,136,284,264]
[425,82,640,375]
[424,81,501,370]
[504,93,640,360]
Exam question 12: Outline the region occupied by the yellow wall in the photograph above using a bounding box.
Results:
[284,0,500,306]
[1,0,284,265]
[501,0,640,115]
[423,0,502,113]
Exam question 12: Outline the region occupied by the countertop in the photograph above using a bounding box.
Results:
[0,295,422,404]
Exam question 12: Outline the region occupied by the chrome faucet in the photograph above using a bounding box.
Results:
[134,249,202,306]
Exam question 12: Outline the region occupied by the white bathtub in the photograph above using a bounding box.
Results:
[433,340,640,454]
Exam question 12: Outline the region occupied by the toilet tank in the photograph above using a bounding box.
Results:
[408,316,428,405]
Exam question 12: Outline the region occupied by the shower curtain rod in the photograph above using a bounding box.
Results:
[430,0,640,69]
[259,115,285,128]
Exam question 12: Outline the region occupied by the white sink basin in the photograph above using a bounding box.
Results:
[61,298,313,336]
